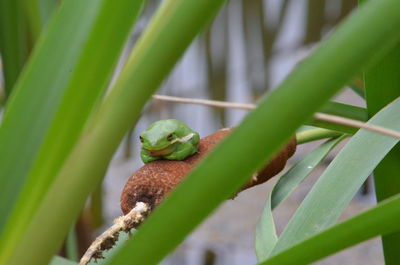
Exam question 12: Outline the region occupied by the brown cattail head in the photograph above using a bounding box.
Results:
[120,128,296,214]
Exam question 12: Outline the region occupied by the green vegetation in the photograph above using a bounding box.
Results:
[0,0,399,264]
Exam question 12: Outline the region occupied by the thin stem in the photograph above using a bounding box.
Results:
[296,128,343,145]
[79,202,150,265]
[314,113,400,139]
[153,94,255,110]
[153,94,400,140]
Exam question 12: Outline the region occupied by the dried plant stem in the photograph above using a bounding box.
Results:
[153,94,400,139]
[314,113,400,139]
[153,94,255,110]
[79,202,150,265]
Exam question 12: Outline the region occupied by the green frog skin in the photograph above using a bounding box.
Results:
[139,119,200,163]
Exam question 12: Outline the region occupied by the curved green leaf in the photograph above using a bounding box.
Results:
[2,0,143,244]
[1,1,227,265]
[271,98,400,255]
[272,138,345,210]
[256,137,344,261]
[260,194,400,265]
[364,5,400,260]
[0,0,144,264]
[0,0,100,228]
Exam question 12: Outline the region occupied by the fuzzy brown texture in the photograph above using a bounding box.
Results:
[120,128,296,214]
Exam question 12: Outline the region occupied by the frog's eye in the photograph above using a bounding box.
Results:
[167,134,174,141]
[139,136,144,143]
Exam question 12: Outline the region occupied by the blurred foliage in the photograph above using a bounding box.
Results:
[0,0,374,264]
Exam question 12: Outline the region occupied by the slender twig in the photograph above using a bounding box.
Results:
[79,202,150,265]
[153,94,255,110]
[152,94,400,139]
[314,113,400,139]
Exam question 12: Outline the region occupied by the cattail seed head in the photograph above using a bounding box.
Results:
[121,129,296,214]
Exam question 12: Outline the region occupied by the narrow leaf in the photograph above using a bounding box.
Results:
[363,2,400,259]
[321,101,367,122]
[271,137,344,209]
[0,0,144,264]
[309,101,367,134]
[0,0,103,228]
[260,194,400,265]
[256,137,343,261]
[1,0,227,265]
[271,98,400,255]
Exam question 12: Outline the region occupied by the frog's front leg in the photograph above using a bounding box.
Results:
[164,141,198,160]
[141,149,160,163]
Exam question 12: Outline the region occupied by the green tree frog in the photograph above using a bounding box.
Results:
[139,119,200,163]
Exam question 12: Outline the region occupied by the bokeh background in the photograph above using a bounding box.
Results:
[3,0,381,264]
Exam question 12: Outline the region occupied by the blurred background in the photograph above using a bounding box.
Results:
[2,0,382,264]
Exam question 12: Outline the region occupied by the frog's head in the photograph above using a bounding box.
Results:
[140,119,196,157]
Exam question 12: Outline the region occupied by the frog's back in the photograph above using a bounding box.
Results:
[164,119,194,136]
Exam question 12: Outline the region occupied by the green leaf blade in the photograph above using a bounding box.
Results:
[260,194,400,265]
[2,0,144,240]
[271,98,400,255]
[0,0,144,264]
[0,0,103,229]
[271,137,344,209]
[308,102,367,134]
[256,137,343,261]
[364,16,400,262]
[0,0,227,265]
